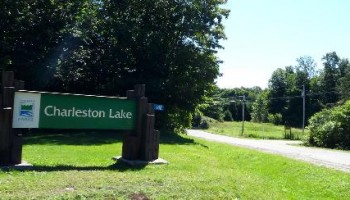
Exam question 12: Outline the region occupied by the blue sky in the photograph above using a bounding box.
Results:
[216,0,350,89]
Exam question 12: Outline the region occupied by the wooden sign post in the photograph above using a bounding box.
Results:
[0,71,161,167]
[0,71,24,165]
[122,85,160,161]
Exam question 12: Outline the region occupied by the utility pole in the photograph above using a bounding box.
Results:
[302,85,305,134]
[240,95,246,135]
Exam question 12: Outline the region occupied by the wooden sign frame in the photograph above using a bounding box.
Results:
[0,71,159,166]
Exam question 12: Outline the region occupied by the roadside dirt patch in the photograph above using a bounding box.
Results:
[130,192,149,200]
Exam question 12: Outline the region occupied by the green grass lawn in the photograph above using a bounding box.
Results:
[1,131,349,199]
[207,120,307,140]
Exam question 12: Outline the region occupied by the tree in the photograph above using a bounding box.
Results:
[268,58,318,127]
[296,56,317,79]
[2,0,230,133]
[338,59,350,101]
[268,68,287,117]
[251,90,269,123]
[319,52,341,106]
[0,0,87,89]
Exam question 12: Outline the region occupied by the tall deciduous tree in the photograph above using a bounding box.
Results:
[2,0,230,132]
[319,52,341,106]
[296,56,317,79]
[251,90,269,123]
[268,56,319,127]
[0,0,87,89]
[268,68,287,117]
[338,59,350,101]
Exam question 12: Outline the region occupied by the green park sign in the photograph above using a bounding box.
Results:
[12,91,137,130]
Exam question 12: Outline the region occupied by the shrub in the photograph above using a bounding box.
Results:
[268,113,283,125]
[158,108,192,134]
[307,101,350,149]
[191,114,216,130]
[199,119,210,129]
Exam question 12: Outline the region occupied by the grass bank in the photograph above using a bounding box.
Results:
[207,121,306,140]
[0,131,349,199]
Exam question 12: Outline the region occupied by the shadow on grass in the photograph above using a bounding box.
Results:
[160,133,209,148]
[24,130,205,146]
[160,132,195,144]
[24,130,123,146]
[3,161,147,172]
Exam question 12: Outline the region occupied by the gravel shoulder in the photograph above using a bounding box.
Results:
[187,129,350,173]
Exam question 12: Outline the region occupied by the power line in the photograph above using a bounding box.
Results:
[219,90,341,102]
[269,90,341,100]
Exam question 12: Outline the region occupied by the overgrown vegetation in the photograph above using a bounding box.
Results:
[307,100,350,149]
[1,131,350,199]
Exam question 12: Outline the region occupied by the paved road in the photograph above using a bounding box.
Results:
[187,129,350,173]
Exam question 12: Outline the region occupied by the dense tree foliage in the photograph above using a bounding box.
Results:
[0,0,86,89]
[202,52,349,133]
[337,59,350,100]
[1,0,229,133]
[267,68,288,117]
[251,90,269,123]
[198,87,261,123]
[266,52,349,127]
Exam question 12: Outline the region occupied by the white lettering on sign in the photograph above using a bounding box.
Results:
[44,106,105,118]
[43,106,132,119]
[109,109,132,119]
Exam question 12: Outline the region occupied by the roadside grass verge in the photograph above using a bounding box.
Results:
[207,121,307,140]
[0,131,349,199]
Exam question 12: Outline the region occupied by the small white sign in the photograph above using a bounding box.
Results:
[13,92,41,128]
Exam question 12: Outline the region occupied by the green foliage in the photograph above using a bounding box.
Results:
[265,52,350,133]
[1,0,230,132]
[0,0,87,89]
[308,100,350,149]
[199,119,210,129]
[319,52,341,105]
[267,55,325,127]
[223,109,233,121]
[268,68,287,115]
[158,108,193,134]
[337,59,350,100]
[268,113,283,125]
[192,112,202,128]
[202,100,225,122]
[296,56,317,78]
[191,114,217,129]
[198,87,261,123]
[251,90,269,123]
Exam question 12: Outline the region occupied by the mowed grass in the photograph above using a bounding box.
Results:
[1,131,350,199]
[207,121,306,140]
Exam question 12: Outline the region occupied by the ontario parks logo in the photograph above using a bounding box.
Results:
[19,100,35,120]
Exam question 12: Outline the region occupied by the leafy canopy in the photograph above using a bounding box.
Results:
[1,0,230,132]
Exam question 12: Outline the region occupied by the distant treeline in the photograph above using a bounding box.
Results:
[200,52,350,128]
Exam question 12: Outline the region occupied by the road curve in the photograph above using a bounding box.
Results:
[187,129,350,173]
